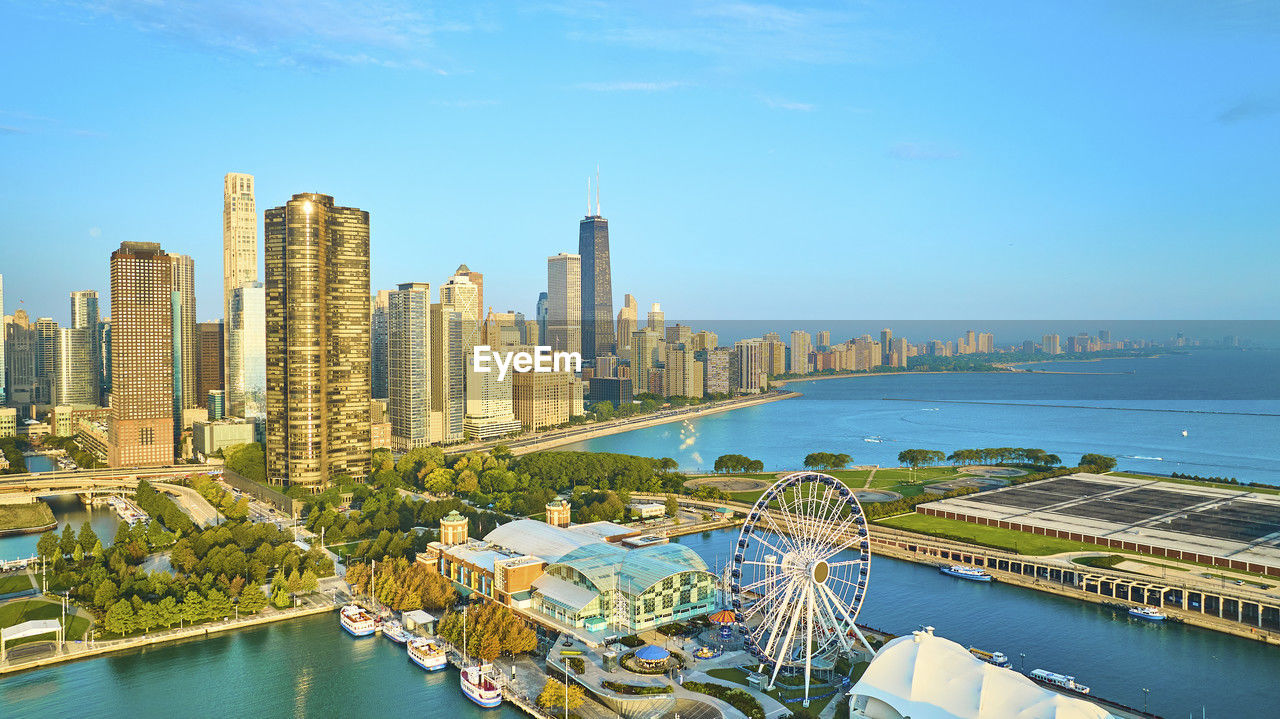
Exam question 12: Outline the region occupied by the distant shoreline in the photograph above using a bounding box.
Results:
[772,369,994,387]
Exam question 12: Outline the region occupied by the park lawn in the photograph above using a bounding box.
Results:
[0,573,35,595]
[0,501,56,533]
[706,666,840,715]
[875,513,1116,556]
[871,467,961,482]
[0,599,91,648]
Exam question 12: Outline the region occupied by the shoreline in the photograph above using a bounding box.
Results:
[772,369,1000,386]
[0,599,335,676]
[455,391,801,456]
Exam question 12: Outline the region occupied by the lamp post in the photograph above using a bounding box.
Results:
[1019,653,1026,673]
[1142,687,1150,713]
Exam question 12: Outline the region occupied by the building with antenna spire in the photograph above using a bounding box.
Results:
[579,172,615,363]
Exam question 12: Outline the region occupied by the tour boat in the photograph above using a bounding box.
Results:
[460,665,503,708]
[939,565,994,582]
[382,619,409,644]
[968,647,1012,668]
[1181,429,1188,437]
[1128,606,1166,621]
[339,605,377,637]
[407,637,448,671]
[1029,669,1090,694]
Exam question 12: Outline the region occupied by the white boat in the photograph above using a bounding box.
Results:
[939,565,994,582]
[461,665,503,708]
[968,647,1011,668]
[1029,669,1090,694]
[407,637,448,671]
[1128,606,1166,621]
[382,619,409,644]
[1181,429,1188,437]
[339,605,377,637]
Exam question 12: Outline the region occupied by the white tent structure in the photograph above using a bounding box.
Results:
[1,619,62,660]
[847,627,1120,719]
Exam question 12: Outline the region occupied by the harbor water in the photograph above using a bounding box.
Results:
[0,456,122,562]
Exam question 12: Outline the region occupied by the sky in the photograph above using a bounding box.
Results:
[2,1,1278,328]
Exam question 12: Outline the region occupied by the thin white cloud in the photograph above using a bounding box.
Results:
[63,0,472,70]
[433,99,501,108]
[576,81,687,92]
[761,96,815,112]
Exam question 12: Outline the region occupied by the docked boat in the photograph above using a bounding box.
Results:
[1128,606,1166,621]
[407,637,448,671]
[339,605,377,637]
[1029,669,1090,694]
[460,665,503,708]
[939,565,993,582]
[968,647,1011,668]
[382,619,409,644]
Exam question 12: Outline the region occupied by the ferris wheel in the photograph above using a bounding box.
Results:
[729,471,875,705]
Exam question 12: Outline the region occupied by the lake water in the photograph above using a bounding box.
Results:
[562,351,1280,484]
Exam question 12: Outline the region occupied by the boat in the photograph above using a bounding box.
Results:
[339,604,377,637]
[1029,669,1090,694]
[863,436,884,443]
[968,647,1011,668]
[382,619,409,643]
[1181,429,1188,437]
[939,565,994,582]
[407,637,448,671]
[461,665,504,708]
[1128,606,1166,621]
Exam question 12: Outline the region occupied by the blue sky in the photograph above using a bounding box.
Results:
[2,1,1278,326]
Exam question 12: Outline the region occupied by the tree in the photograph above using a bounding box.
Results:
[72,544,84,563]
[1080,453,1117,472]
[59,524,77,557]
[93,579,119,609]
[36,531,58,560]
[665,495,679,517]
[239,584,268,614]
[206,589,233,620]
[156,596,180,628]
[104,599,135,635]
[181,591,207,625]
[300,569,319,594]
[77,521,100,554]
[538,678,584,714]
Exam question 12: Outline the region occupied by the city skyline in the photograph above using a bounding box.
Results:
[3,3,1278,321]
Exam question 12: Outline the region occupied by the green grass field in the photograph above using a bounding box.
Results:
[0,599,91,647]
[0,502,56,533]
[0,573,35,595]
[695,466,967,506]
[875,513,1115,556]
[705,666,841,715]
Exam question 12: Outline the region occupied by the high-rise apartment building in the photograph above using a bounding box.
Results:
[535,292,549,346]
[4,311,36,407]
[223,172,257,372]
[227,283,265,419]
[789,331,812,375]
[463,359,520,440]
[1043,334,1061,355]
[371,289,390,400]
[690,330,717,353]
[389,283,431,450]
[34,317,59,404]
[766,339,786,376]
[646,303,664,333]
[53,328,97,405]
[264,193,371,491]
[430,303,464,443]
[880,328,893,365]
[817,330,831,349]
[732,339,768,394]
[546,253,581,356]
[666,324,692,348]
[700,347,730,395]
[169,253,197,410]
[98,319,111,400]
[579,205,614,361]
[664,345,703,399]
[109,242,175,467]
[196,320,224,408]
[512,370,570,431]
[441,268,481,356]
[456,265,483,321]
[629,328,659,394]
[70,290,101,401]
[616,294,638,355]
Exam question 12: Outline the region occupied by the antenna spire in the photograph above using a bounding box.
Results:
[595,165,601,216]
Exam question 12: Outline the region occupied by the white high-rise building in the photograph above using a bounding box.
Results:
[440,271,481,356]
[227,283,265,419]
[547,253,581,356]
[70,290,102,403]
[53,327,97,405]
[389,283,431,450]
[223,172,257,394]
[646,302,664,332]
[789,330,812,375]
[431,303,464,443]
[463,358,520,440]
[170,254,197,410]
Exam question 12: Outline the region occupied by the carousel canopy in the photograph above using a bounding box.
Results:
[634,644,670,662]
[709,609,736,624]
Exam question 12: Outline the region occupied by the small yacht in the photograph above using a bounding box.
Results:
[1029,669,1090,694]
[968,647,1012,668]
[939,565,994,582]
[407,637,448,671]
[461,665,503,708]
[1128,606,1166,621]
[382,619,409,644]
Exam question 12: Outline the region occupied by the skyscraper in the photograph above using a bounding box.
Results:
[629,328,658,394]
[616,293,637,355]
[35,318,58,404]
[790,330,812,375]
[53,327,96,405]
[732,338,768,394]
[4,311,36,407]
[223,173,257,376]
[169,253,197,410]
[227,283,265,419]
[441,268,481,356]
[98,318,111,402]
[646,303,664,332]
[370,289,390,400]
[455,264,484,321]
[430,303,464,443]
[0,274,4,404]
[196,320,224,408]
[109,242,175,467]
[265,193,371,491]
[389,282,431,450]
[880,328,893,365]
[579,199,614,361]
[547,253,581,356]
[70,290,101,403]
[535,292,549,344]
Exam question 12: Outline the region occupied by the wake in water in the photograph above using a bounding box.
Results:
[1124,455,1164,461]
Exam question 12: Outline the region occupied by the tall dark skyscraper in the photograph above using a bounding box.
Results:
[578,179,614,361]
